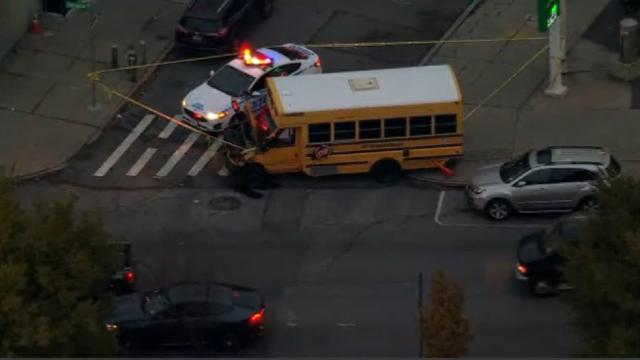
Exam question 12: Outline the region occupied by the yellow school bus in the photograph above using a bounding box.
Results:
[224,65,463,186]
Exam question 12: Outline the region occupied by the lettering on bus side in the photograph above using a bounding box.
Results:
[361,142,404,149]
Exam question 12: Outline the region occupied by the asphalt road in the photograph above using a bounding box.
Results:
[21,0,577,356]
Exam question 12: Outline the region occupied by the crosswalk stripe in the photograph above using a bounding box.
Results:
[126,148,157,176]
[158,121,178,139]
[94,114,155,177]
[188,137,223,176]
[154,132,200,178]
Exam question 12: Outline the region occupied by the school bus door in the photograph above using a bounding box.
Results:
[260,127,301,173]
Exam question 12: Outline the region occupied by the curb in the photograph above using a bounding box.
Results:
[419,0,484,65]
[13,40,176,182]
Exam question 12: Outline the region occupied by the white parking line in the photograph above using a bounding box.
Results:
[158,121,178,139]
[434,191,550,229]
[94,114,155,177]
[187,137,223,176]
[126,148,157,176]
[154,132,200,178]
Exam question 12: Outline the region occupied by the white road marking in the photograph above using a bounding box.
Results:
[336,323,357,327]
[286,322,298,327]
[187,137,222,176]
[158,121,178,139]
[94,114,155,177]
[126,148,157,176]
[217,165,230,177]
[154,132,200,178]
[434,191,550,229]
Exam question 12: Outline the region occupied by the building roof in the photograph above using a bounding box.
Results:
[269,65,461,114]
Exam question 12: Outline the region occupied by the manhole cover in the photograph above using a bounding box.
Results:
[209,195,242,212]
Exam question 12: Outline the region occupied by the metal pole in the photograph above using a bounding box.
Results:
[89,9,100,110]
[139,40,147,65]
[111,44,119,69]
[545,1,567,96]
[560,0,568,73]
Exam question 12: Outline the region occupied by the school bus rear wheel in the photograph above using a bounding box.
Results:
[371,159,402,185]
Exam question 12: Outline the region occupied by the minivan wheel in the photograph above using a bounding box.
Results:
[579,196,599,213]
[371,159,402,185]
[485,199,512,221]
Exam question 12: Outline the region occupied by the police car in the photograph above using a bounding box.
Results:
[181,44,322,133]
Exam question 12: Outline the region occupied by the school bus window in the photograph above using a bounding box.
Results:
[359,119,381,140]
[334,121,356,141]
[409,116,432,136]
[270,128,296,147]
[434,114,457,134]
[384,118,407,138]
[308,123,331,143]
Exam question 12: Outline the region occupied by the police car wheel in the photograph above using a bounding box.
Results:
[371,159,402,185]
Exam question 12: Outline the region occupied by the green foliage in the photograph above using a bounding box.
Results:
[561,176,640,356]
[421,270,473,357]
[0,176,120,356]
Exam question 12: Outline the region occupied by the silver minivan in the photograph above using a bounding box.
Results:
[465,146,621,220]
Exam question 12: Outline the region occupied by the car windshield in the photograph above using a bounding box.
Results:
[143,292,170,315]
[499,152,531,183]
[180,16,222,33]
[207,66,257,97]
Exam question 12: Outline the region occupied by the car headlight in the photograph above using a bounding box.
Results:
[105,323,119,333]
[205,111,228,121]
[182,99,187,107]
[469,185,486,195]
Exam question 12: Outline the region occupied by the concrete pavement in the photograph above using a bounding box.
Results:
[413,0,640,186]
[0,0,186,178]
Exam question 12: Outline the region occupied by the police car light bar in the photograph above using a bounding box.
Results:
[242,48,272,66]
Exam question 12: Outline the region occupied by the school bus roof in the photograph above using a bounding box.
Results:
[268,65,461,115]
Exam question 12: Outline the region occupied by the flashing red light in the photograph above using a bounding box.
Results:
[249,308,265,326]
[242,48,272,66]
[232,99,240,112]
[125,271,135,284]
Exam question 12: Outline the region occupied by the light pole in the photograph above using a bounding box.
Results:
[542,0,568,96]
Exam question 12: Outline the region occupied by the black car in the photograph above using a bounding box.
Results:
[515,214,588,296]
[105,282,265,351]
[175,0,274,52]
[109,241,136,296]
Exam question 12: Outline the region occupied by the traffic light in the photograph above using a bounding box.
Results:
[538,0,561,32]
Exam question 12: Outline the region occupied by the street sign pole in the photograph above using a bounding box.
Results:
[545,0,568,96]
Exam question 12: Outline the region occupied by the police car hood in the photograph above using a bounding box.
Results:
[184,82,232,114]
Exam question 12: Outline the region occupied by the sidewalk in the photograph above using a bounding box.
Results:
[412,0,640,187]
[0,0,187,179]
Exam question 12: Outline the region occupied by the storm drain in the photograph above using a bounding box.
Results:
[208,195,242,212]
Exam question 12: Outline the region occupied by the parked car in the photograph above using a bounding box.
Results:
[105,282,265,351]
[109,241,136,296]
[465,146,621,220]
[175,0,274,52]
[181,43,321,133]
[515,214,589,296]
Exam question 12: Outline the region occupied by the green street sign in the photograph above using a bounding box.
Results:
[538,0,560,32]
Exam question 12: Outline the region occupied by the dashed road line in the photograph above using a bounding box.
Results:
[188,137,223,176]
[154,132,200,178]
[94,114,155,177]
[158,121,178,139]
[127,148,157,176]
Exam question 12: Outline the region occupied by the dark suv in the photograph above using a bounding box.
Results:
[175,0,274,52]
[515,214,588,296]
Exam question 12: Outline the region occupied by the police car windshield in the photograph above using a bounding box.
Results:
[207,65,256,97]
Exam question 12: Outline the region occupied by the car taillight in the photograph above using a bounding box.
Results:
[517,264,528,275]
[125,271,135,284]
[314,59,322,68]
[249,308,265,326]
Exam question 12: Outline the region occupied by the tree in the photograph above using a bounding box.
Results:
[561,176,640,356]
[420,270,473,357]
[0,175,120,356]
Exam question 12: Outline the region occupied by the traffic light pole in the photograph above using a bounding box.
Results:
[545,0,567,96]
